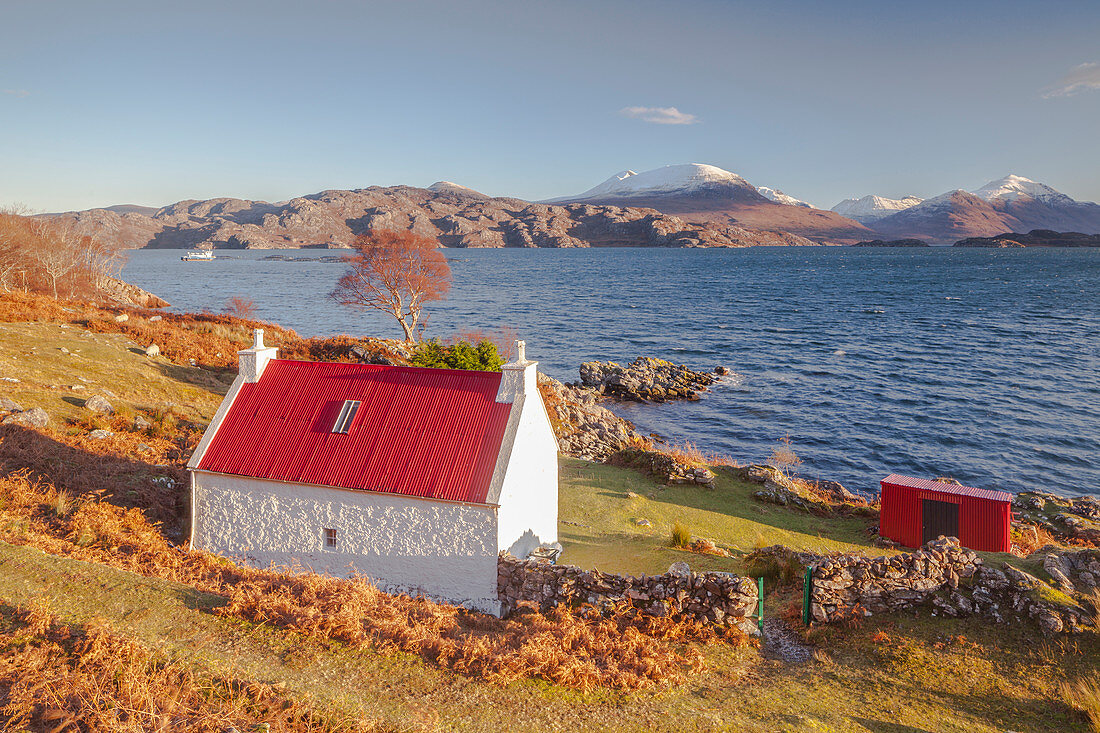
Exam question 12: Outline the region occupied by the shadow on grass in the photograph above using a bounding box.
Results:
[0,424,188,528]
[153,360,234,393]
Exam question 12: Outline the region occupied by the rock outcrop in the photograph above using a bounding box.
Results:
[608,446,716,488]
[579,357,722,402]
[97,276,170,308]
[47,186,818,251]
[497,554,760,633]
[1013,490,1100,546]
[732,464,869,512]
[538,375,642,461]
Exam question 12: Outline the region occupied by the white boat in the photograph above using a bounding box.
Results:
[181,250,215,261]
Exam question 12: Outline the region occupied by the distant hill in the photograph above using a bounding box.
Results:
[44,184,817,251]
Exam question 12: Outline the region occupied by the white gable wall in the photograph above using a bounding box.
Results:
[190,471,501,614]
[494,393,559,559]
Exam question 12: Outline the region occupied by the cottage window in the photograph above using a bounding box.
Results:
[332,400,361,434]
[323,527,338,550]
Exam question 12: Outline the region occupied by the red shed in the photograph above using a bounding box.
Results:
[879,474,1012,552]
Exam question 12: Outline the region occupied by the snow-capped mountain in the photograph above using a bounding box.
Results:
[831,194,923,224]
[550,164,870,241]
[869,175,1100,241]
[756,186,812,208]
[971,174,1074,205]
[557,163,762,201]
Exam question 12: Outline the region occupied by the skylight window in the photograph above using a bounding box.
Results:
[332,400,360,434]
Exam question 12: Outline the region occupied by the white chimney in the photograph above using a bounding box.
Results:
[238,328,278,383]
[496,339,537,403]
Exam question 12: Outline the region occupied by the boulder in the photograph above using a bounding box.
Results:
[668,561,691,578]
[88,429,114,440]
[145,343,160,357]
[114,314,129,323]
[0,396,23,413]
[83,395,114,414]
[2,407,48,428]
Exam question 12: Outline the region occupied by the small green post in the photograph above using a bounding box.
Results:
[802,566,813,627]
[757,575,765,633]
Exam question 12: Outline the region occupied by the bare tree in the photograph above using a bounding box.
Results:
[329,230,451,342]
[34,218,79,299]
[223,295,257,319]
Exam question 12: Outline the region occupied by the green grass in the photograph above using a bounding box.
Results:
[558,458,885,575]
[0,321,227,424]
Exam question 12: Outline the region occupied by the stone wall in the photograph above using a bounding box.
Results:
[809,537,1090,635]
[497,554,759,633]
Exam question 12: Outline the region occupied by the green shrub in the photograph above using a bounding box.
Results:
[411,339,504,372]
[670,522,691,548]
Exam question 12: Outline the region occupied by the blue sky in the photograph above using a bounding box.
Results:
[2,0,1099,211]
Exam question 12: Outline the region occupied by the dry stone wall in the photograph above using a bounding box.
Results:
[497,554,759,633]
[809,537,1090,635]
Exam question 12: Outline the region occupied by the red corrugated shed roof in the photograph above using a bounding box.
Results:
[881,474,1012,503]
[197,359,512,504]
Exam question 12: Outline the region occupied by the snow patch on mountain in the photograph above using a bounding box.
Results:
[831,194,923,223]
[756,186,812,208]
[427,181,489,199]
[569,164,754,199]
[970,175,1074,205]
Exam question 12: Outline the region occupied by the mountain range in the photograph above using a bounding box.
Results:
[48,184,813,252]
[552,166,1100,244]
[47,166,1100,249]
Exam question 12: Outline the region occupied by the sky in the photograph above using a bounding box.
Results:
[2,0,1099,212]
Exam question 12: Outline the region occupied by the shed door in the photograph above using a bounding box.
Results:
[921,499,959,544]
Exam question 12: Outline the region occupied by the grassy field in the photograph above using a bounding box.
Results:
[1,315,1097,731]
[558,458,883,576]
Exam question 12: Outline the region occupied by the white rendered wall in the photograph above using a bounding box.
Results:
[495,395,559,559]
[191,471,501,614]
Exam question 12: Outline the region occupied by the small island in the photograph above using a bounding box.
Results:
[850,239,930,247]
[955,229,1100,247]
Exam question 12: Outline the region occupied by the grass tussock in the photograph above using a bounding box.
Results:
[1062,676,1100,732]
[0,602,384,733]
[0,470,745,691]
[670,522,691,548]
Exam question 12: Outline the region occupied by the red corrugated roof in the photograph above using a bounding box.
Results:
[197,359,512,504]
[881,474,1012,503]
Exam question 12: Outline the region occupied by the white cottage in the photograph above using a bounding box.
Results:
[187,330,558,614]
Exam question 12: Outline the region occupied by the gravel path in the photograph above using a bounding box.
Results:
[761,618,813,663]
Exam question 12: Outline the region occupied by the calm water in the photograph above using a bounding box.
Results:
[123,247,1100,499]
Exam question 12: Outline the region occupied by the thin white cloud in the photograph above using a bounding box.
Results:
[619,105,698,125]
[2,89,30,98]
[1042,62,1100,98]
